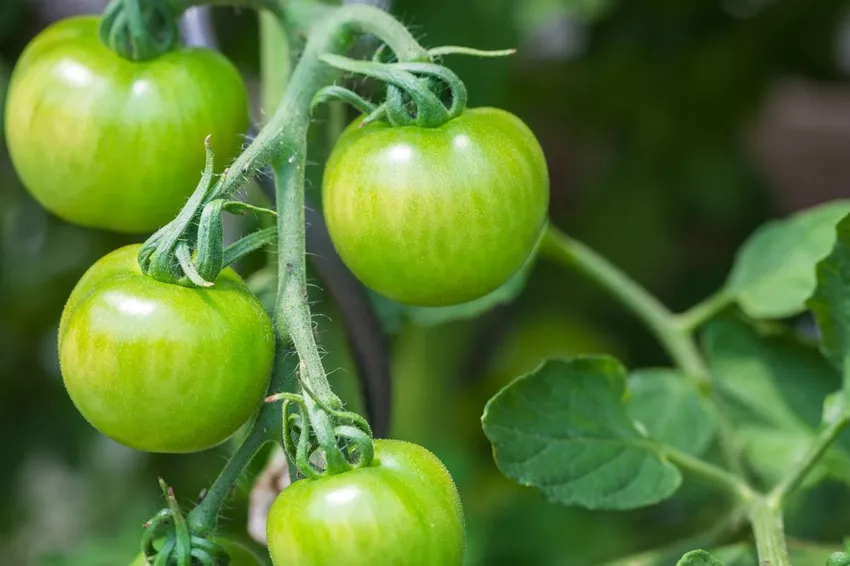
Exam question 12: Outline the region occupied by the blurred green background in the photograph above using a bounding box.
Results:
[2,0,850,564]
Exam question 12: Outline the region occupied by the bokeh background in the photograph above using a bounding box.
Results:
[1,0,849,564]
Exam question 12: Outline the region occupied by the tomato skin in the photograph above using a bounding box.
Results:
[130,537,264,565]
[5,16,249,233]
[267,439,465,566]
[59,245,274,453]
[322,108,549,306]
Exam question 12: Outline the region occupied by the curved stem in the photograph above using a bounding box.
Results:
[186,343,297,535]
[675,289,733,333]
[256,4,425,475]
[541,225,709,382]
[182,0,427,526]
[201,4,427,206]
[540,224,747,477]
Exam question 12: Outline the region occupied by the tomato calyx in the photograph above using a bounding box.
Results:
[99,0,180,62]
[311,45,516,129]
[138,138,278,288]
[141,479,231,566]
[266,387,375,478]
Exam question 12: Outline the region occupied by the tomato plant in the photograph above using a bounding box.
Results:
[5,16,248,233]
[323,108,549,306]
[59,244,274,453]
[11,0,850,565]
[266,439,464,566]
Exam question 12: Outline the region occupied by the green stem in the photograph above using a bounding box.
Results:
[675,289,733,333]
[258,4,426,475]
[541,225,709,381]
[665,447,755,502]
[540,224,748,478]
[260,6,292,118]
[203,4,427,205]
[183,0,428,526]
[186,344,296,535]
[749,500,791,566]
[767,412,850,507]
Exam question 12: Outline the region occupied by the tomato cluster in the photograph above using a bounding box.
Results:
[8,9,550,566]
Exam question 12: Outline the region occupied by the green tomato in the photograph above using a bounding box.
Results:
[59,244,273,453]
[322,108,549,307]
[5,16,248,233]
[267,439,465,566]
[130,537,264,565]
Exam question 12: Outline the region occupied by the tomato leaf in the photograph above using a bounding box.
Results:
[702,319,850,489]
[737,426,829,488]
[727,200,850,319]
[703,319,838,432]
[808,213,850,388]
[676,550,725,566]
[482,356,681,510]
[627,369,717,456]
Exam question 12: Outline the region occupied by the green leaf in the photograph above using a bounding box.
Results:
[677,550,725,566]
[727,200,850,319]
[482,356,681,510]
[738,426,828,488]
[808,213,850,383]
[703,319,850,489]
[627,369,717,456]
[703,319,839,432]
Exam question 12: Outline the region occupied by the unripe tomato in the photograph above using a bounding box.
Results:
[322,108,549,306]
[130,537,264,565]
[59,245,274,453]
[5,16,249,233]
[267,439,465,565]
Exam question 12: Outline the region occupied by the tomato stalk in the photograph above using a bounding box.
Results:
[134,1,430,558]
[749,501,791,566]
[185,348,297,536]
[259,3,428,476]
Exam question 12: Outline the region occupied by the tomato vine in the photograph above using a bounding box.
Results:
[11,0,850,564]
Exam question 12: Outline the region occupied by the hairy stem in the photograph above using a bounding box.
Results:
[251,4,425,475]
[186,346,296,535]
[180,0,427,528]
[540,224,747,476]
